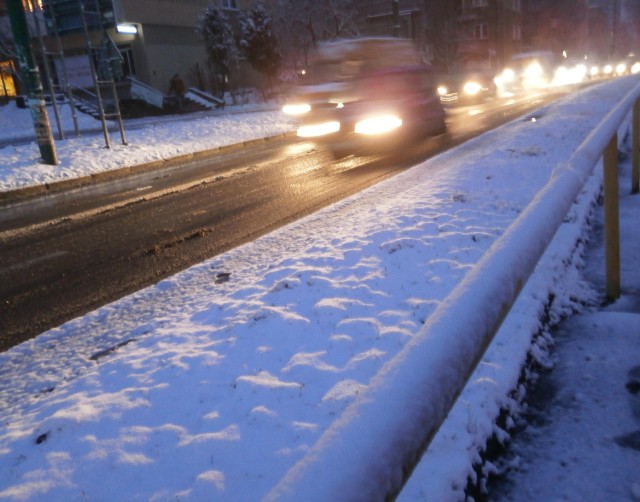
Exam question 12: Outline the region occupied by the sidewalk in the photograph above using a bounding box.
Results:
[0,98,283,147]
[489,159,640,501]
[0,100,294,196]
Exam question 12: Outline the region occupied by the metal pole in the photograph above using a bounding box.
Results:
[632,98,640,194]
[30,0,64,140]
[603,132,621,300]
[78,0,111,148]
[7,0,58,165]
[44,0,81,137]
[92,0,126,145]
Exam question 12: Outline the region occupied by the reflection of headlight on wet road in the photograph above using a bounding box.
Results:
[354,115,403,135]
[297,121,340,138]
[282,103,311,116]
[463,81,482,95]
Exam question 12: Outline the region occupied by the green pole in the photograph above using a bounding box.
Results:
[7,0,58,165]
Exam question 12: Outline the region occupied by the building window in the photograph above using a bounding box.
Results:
[118,45,136,78]
[472,0,488,7]
[474,23,488,40]
[0,61,17,97]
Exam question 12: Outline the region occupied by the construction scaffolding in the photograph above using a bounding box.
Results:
[39,0,127,148]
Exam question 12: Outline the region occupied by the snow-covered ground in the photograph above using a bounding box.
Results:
[0,102,294,193]
[0,78,639,501]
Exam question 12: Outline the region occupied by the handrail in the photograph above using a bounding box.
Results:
[266,80,640,501]
[185,87,225,108]
[71,84,99,102]
[127,76,165,109]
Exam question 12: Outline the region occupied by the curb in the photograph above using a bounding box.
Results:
[0,131,296,204]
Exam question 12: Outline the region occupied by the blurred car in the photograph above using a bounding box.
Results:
[282,37,422,131]
[436,71,496,106]
[586,54,640,80]
[494,51,555,96]
[318,65,447,156]
[282,38,446,156]
[551,59,588,86]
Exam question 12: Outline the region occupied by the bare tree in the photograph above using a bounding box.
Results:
[273,0,359,72]
[423,0,458,73]
[0,11,16,60]
[315,0,359,41]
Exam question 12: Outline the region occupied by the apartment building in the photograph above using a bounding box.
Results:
[354,0,523,73]
[0,0,256,99]
[42,0,254,92]
[3,1,636,100]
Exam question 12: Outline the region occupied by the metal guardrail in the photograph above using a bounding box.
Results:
[265,81,640,501]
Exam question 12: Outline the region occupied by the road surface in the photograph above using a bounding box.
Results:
[0,90,571,351]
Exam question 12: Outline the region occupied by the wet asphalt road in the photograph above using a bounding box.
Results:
[0,90,570,351]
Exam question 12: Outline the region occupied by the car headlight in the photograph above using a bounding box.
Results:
[297,121,340,138]
[524,62,543,79]
[282,103,312,116]
[501,68,515,83]
[632,62,640,74]
[463,81,482,95]
[437,85,448,96]
[354,114,403,135]
[616,63,627,75]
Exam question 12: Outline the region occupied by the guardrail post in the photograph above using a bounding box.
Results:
[633,98,640,194]
[603,132,621,300]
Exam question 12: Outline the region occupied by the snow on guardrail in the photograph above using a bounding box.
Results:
[266,79,640,501]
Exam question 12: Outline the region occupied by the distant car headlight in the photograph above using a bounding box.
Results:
[354,114,403,135]
[616,63,627,75]
[463,81,482,95]
[524,62,543,79]
[632,62,640,74]
[282,103,312,116]
[574,64,587,79]
[437,85,448,96]
[590,65,600,77]
[604,64,613,75]
[502,68,515,83]
[297,121,340,138]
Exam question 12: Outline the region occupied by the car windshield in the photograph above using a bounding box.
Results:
[300,60,362,86]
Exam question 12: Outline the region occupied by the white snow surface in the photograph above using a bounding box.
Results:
[0,78,639,501]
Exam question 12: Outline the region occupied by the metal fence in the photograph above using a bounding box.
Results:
[265,80,640,501]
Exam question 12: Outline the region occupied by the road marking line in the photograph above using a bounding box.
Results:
[0,250,69,275]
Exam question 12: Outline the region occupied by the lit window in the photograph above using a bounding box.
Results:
[24,0,43,12]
